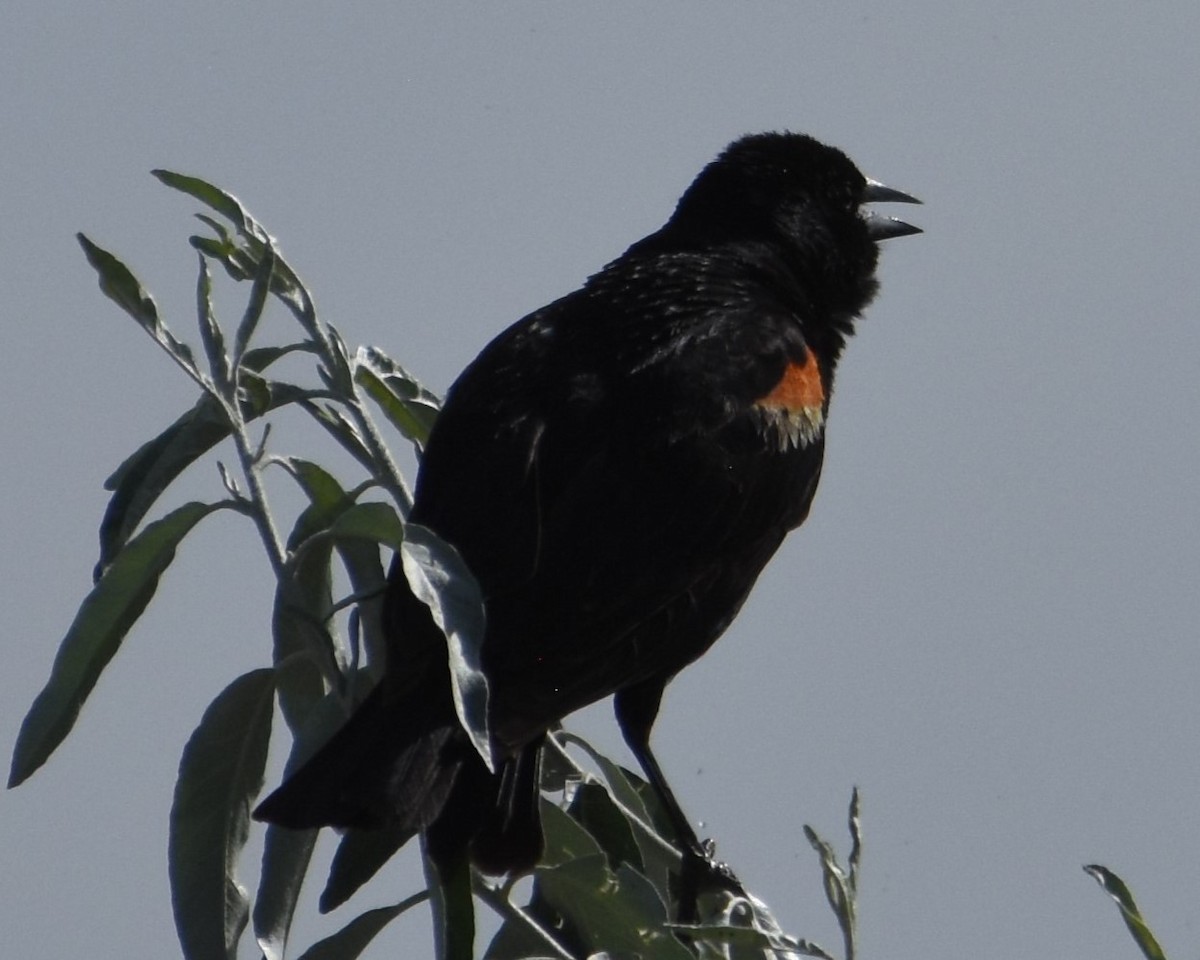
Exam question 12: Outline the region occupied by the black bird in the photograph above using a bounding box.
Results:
[255,132,920,881]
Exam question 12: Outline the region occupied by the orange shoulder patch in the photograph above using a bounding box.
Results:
[752,349,826,451]
[756,349,825,412]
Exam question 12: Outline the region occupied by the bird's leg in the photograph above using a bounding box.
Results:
[614,681,744,920]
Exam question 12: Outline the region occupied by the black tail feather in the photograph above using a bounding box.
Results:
[254,672,546,875]
[470,739,545,874]
[253,683,465,833]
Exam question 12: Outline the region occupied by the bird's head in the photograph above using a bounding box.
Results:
[668,131,921,316]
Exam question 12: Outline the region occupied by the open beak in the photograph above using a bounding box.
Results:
[863,178,922,240]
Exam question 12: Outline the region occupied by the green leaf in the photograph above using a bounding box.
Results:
[804,825,853,944]
[295,893,429,960]
[97,398,233,576]
[270,469,399,729]
[322,323,357,395]
[847,786,862,895]
[254,690,362,960]
[321,824,415,914]
[399,523,491,771]
[556,731,653,827]
[96,349,315,574]
[424,847,475,960]
[156,170,315,329]
[1084,865,1169,960]
[76,232,160,332]
[569,781,644,873]
[539,727,584,795]
[539,797,604,869]
[676,888,818,960]
[78,233,200,377]
[353,347,441,451]
[803,793,860,960]
[285,459,358,537]
[195,213,234,248]
[152,169,267,241]
[331,528,389,676]
[537,856,692,960]
[300,401,376,475]
[169,669,276,960]
[554,731,677,895]
[670,921,833,960]
[272,488,400,723]
[195,254,231,392]
[328,501,406,549]
[233,243,274,370]
[483,910,560,960]
[9,500,230,787]
[273,462,348,724]
[254,823,318,960]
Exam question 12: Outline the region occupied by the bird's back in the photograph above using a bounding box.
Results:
[410,239,833,749]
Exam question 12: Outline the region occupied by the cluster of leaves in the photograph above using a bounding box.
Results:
[6,173,865,960]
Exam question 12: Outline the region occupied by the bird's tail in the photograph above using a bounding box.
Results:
[252,679,547,874]
[253,680,468,836]
[254,562,547,872]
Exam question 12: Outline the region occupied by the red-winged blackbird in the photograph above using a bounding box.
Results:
[255,132,920,879]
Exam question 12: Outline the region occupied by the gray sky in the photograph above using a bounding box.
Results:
[4,2,1199,957]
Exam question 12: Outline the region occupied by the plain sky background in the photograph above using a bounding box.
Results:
[4,3,1199,957]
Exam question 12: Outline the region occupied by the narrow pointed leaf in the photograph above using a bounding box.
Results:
[97,398,233,576]
[156,170,314,326]
[322,323,355,394]
[152,169,267,241]
[233,244,274,369]
[196,254,231,391]
[295,892,429,960]
[274,467,344,723]
[254,823,318,960]
[273,492,402,726]
[803,819,857,960]
[285,458,354,525]
[540,728,585,795]
[669,922,833,960]
[399,523,491,771]
[424,847,475,960]
[169,669,275,960]
[554,731,674,889]
[303,495,398,679]
[300,402,376,474]
[334,534,389,674]
[536,856,692,960]
[328,501,405,549]
[256,686,369,942]
[484,912,562,960]
[295,495,400,681]
[191,234,253,279]
[96,359,316,575]
[255,680,385,933]
[539,797,604,869]
[847,787,862,896]
[559,731,653,826]
[76,232,160,333]
[1083,865,1168,960]
[569,781,644,872]
[320,824,415,914]
[78,233,201,377]
[9,500,230,787]
[194,213,234,247]
[353,347,441,450]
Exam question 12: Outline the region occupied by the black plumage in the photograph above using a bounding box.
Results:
[255,131,920,878]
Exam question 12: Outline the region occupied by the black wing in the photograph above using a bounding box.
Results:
[409,249,827,747]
